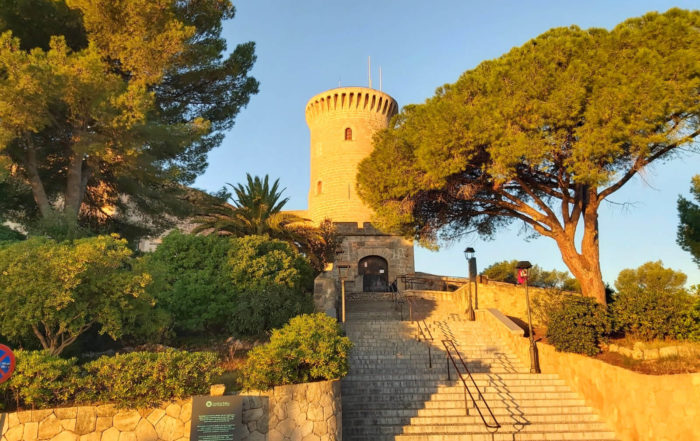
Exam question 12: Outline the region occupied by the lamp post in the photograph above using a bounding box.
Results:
[338,264,350,324]
[463,247,476,321]
[516,261,541,374]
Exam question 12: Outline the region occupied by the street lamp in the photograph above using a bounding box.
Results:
[338,264,351,324]
[463,247,476,321]
[515,260,541,374]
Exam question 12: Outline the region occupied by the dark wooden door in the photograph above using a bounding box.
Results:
[358,256,389,292]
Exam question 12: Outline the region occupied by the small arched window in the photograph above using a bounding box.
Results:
[344,127,352,141]
[316,180,323,195]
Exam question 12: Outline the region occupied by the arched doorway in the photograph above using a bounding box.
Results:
[358,256,388,292]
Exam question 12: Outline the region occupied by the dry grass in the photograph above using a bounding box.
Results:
[596,351,700,375]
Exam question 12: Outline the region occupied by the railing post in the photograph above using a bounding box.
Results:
[446,355,451,381]
[464,388,469,416]
[428,346,432,369]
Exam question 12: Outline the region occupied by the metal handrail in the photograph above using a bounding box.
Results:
[442,339,500,430]
[415,320,433,368]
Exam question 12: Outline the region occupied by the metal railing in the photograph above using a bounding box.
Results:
[442,339,500,430]
[416,320,434,368]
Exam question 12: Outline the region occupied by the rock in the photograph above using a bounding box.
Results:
[79,433,101,441]
[32,409,54,422]
[101,427,120,441]
[302,434,320,441]
[300,420,313,437]
[644,348,660,360]
[154,415,184,441]
[308,404,324,422]
[633,341,645,351]
[134,419,157,441]
[618,347,633,358]
[96,406,117,418]
[113,410,141,432]
[49,432,79,441]
[248,431,266,441]
[632,349,644,360]
[60,418,77,432]
[145,410,165,427]
[243,407,264,424]
[75,407,97,435]
[209,384,226,397]
[5,412,20,429]
[16,411,32,424]
[608,343,619,352]
[3,425,24,441]
[659,346,679,358]
[268,429,284,441]
[38,414,62,439]
[117,432,136,441]
[313,420,327,437]
[164,404,181,419]
[179,401,192,422]
[23,422,39,441]
[96,417,113,432]
[55,408,78,420]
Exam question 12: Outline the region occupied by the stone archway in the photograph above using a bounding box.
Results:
[358,255,389,292]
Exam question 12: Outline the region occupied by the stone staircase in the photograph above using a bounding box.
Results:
[341,296,618,441]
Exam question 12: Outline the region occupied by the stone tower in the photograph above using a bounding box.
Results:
[305,87,414,300]
[305,87,398,225]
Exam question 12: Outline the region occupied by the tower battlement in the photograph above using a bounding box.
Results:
[305,87,398,124]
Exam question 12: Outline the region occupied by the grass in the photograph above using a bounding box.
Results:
[596,351,700,375]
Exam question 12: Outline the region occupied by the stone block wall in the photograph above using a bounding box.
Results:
[0,380,341,441]
[480,308,700,441]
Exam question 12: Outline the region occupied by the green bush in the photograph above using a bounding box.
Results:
[531,289,567,326]
[546,295,611,356]
[146,233,314,337]
[82,350,222,408]
[240,313,352,391]
[0,350,221,410]
[0,224,24,243]
[0,350,81,409]
[611,261,698,340]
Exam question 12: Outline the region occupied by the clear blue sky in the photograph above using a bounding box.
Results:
[194,0,700,287]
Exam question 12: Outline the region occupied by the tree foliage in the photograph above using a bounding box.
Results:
[482,259,580,291]
[0,235,153,354]
[546,294,611,356]
[0,0,258,240]
[677,175,700,266]
[357,9,700,304]
[611,261,698,340]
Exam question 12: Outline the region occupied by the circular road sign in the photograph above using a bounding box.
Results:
[0,344,16,384]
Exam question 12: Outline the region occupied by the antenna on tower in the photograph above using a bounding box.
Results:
[379,66,382,91]
[368,56,372,89]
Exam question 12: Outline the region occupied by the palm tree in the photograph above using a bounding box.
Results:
[192,174,321,251]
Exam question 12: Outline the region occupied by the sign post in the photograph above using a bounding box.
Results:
[190,395,243,441]
[0,344,16,384]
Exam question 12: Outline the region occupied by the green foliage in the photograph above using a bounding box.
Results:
[240,314,352,391]
[0,235,153,354]
[677,175,700,266]
[357,9,700,303]
[0,224,24,243]
[146,233,314,338]
[82,350,222,408]
[0,349,220,410]
[0,350,81,409]
[482,260,580,291]
[193,175,325,266]
[0,0,258,242]
[145,231,236,335]
[611,261,699,340]
[546,295,611,356]
[532,289,567,327]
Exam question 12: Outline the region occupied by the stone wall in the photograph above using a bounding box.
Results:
[0,380,341,441]
[480,308,700,441]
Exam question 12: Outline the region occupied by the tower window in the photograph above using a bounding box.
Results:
[344,127,352,141]
[316,180,323,195]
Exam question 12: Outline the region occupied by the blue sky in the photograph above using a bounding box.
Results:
[194,0,700,286]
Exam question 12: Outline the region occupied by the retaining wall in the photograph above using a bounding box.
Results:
[480,308,700,441]
[0,380,341,441]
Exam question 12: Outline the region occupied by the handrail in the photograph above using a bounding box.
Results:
[442,339,500,430]
[390,278,405,320]
[415,320,433,368]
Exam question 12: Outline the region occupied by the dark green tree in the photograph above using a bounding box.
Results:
[677,175,700,266]
[0,0,258,241]
[357,9,700,304]
[482,259,580,291]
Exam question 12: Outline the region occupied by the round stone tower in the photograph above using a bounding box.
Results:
[305,87,398,225]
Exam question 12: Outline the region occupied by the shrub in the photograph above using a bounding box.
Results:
[240,313,352,391]
[0,224,24,243]
[0,350,81,409]
[82,350,222,408]
[611,261,698,340]
[546,295,611,356]
[531,289,567,326]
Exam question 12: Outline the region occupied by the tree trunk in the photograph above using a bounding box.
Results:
[25,145,52,218]
[64,153,84,217]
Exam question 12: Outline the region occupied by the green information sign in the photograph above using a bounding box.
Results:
[190,395,244,441]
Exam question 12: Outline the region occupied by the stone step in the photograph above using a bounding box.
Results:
[343,373,561,381]
[341,384,573,395]
[343,405,600,419]
[345,421,613,436]
[342,398,588,410]
[341,378,568,388]
[391,432,618,441]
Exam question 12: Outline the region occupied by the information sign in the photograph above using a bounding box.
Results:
[190,395,243,441]
[0,344,15,384]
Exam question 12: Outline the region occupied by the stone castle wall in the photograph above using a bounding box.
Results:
[0,380,341,441]
[305,87,398,225]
